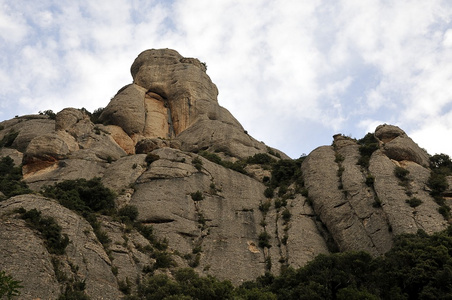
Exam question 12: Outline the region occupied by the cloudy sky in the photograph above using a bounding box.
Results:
[1,0,452,158]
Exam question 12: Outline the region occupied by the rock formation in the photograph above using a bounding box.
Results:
[0,49,450,299]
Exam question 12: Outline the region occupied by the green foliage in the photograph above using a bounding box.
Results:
[406,197,422,208]
[357,133,379,168]
[118,205,139,223]
[152,251,176,269]
[281,209,291,223]
[394,166,410,181]
[264,187,274,198]
[199,151,248,174]
[428,172,448,195]
[90,107,105,124]
[41,177,116,214]
[365,173,375,187]
[259,200,271,213]
[192,156,203,171]
[40,109,56,120]
[247,227,452,300]
[430,153,452,175]
[258,231,272,248]
[372,197,382,208]
[0,130,18,148]
[190,190,204,201]
[119,278,132,295]
[0,270,22,299]
[128,227,452,300]
[134,222,168,251]
[427,155,451,220]
[133,268,234,300]
[269,159,302,188]
[18,208,69,255]
[0,156,32,199]
[274,198,287,209]
[199,151,222,164]
[267,147,281,158]
[335,153,345,163]
[57,279,89,300]
[145,153,160,165]
[247,153,276,165]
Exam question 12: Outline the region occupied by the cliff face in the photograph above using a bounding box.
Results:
[0,49,450,299]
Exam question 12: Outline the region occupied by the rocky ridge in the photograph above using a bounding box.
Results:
[0,49,451,299]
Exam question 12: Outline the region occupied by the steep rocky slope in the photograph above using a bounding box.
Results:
[0,49,451,299]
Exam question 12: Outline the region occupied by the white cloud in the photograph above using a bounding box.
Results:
[410,110,452,155]
[0,2,29,44]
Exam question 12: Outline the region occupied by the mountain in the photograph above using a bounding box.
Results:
[0,49,451,299]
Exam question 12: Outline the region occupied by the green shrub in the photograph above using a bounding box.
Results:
[246,153,275,165]
[335,153,345,163]
[118,278,132,295]
[42,110,56,120]
[152,251,175,269]
[190,191,204,201]
[57,279,89,300]
[438,206,451,219]
[337,166,345,177]
[199,151,222,164]
[372,197,382,208]
[118,205,139,223]
[196,151,248,174]
[41,177,116,214]
[192,157,203,171]
[258,231,272,248]
[264,187,274,198]
[0,131,18,148]
[19,208,70,255]
[394,166,410,180]
[0,156,32,198]
[365,174,375,187]
[281,209,291,223]
[90,107,105,124]
[406,197,422,208]
[133,268,235,300]
[357,133,379,168]
[269,159,301,188]
[430,153,452,175]
[0,270,22,299]
[259,200,271,213]
[428,173,448,195]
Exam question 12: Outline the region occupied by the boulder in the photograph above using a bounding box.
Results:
[99,84,147,136]
[375,124,430,167]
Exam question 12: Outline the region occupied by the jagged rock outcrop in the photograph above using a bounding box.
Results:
[301,132,448,256]
[0,195,154,299]
[100,49,285,159]
[375,124,430,167]
[0,49,450,299]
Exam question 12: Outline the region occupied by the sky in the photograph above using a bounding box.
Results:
[1,0,452,159]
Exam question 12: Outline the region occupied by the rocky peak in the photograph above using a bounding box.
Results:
[99,49,276,160]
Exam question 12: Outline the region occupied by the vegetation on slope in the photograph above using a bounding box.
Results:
[120,226,452,299]
[0,156,32,200]
[428,153,452,219]
[0,271,22,299]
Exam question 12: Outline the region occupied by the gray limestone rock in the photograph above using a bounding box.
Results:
[375,124,430,167]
